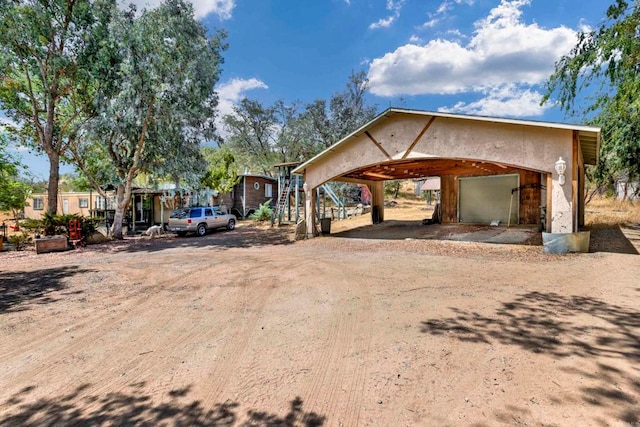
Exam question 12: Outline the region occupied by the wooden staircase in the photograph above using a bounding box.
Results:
[275,180,292,224]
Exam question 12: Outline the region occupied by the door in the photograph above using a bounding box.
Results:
[62,199,69,214]
[212,207,225,227]
[459,174,519,224]
[204,208,215,229]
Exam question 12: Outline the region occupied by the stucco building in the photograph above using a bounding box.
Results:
[294,108,600,237]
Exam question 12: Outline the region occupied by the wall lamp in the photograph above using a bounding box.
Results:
[555,157,567,185]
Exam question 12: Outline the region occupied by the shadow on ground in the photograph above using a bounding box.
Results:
[421,291,640,424]
[332,221,640,255]
[332,221,541,245]
[88,224,295,255]
[588,225,639,255]
[1,383,325,426]
[0,266,94,314]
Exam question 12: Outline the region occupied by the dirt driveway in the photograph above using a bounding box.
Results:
[1,220,639,426]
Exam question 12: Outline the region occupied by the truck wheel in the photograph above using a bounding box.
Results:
[197,223,207,236]
[227,219,236,230]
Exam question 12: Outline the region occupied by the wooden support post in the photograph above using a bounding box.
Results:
[546,173,552,233]
[370,181,385,224]
[572,131,579,232]
[295,175,300,223]
[304,183,318,238]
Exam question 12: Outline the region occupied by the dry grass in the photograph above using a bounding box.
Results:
[585,195,640,228]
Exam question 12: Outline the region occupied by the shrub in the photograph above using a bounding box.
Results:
[8,231,32,251]
[20,214,100,237]
[20,218,45,234]
[250,199,273,222]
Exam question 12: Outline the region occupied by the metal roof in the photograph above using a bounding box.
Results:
[293,108,601,174]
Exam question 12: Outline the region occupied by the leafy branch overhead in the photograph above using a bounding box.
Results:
[543,0,640,183]
[0,0,115,214]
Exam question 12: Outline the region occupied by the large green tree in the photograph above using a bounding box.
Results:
[303,70,378,150]
[223,99,312,175]
[69,0,226,239]
[222,71,377,175]
[543,0,640,187]
[0,0,114,215]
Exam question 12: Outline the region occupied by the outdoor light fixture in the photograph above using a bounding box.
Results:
[555,157,567,185]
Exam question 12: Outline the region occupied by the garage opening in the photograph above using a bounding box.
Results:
[459,174,519,225]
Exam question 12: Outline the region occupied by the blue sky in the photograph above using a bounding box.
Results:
[4,0,610,178]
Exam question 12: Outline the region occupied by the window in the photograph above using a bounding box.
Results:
[265,183,273,198]
[189,208,202,218]
[95,196,106,210]
[33,197,44,210]
[254,182,260,190]
[169,208,189,219]
[204,208,213,216]
[79,198,89,208]
[106,196,116,210]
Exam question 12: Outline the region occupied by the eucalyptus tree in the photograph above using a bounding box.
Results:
[0,0,115,215]
[223,99,280,175]
[70,0,225,239]
[223,72,376,175]
[543,0,640,187]
[303,70,378,150]
[223,99,311,175]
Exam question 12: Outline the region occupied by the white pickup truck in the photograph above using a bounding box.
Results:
[168,207,236,237]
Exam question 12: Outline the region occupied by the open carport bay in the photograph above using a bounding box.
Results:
[0,220,638,425]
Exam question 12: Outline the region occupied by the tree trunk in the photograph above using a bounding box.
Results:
[110,183,132,239]
[47,151,60,215]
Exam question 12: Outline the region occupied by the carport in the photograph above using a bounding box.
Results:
[293,108,601,238]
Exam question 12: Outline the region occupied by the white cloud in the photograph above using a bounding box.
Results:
[439,84,547,116]
[368,0,577,114]
[369,0,404,30]
[217,78,268,116]
[430,0,474,23]
[417,0,474,35]
[370,15,397,30]
[121,0,235,20]
[420,18,440,29]
[436,1,453,15]
[215,78,268,135]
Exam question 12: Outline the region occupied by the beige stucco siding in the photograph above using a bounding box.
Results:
[303,115,574,191]
[23,193,95,219]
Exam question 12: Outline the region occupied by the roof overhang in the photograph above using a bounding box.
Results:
[293,108,601,177]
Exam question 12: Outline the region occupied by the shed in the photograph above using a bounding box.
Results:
[224,174,277,218]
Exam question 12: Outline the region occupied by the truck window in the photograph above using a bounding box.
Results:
[189,208,202,218]
[170,208,189,219]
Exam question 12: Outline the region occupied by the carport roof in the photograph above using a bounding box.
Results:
[293,108,601,175]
